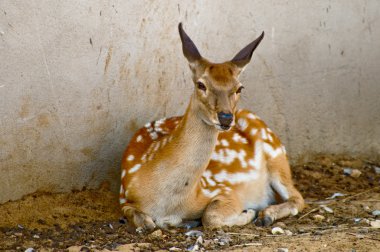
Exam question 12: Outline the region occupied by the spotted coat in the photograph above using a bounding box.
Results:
[120,109,285,207]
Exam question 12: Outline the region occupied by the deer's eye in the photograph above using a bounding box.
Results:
[197,81,207,92]
[236,86,244,94]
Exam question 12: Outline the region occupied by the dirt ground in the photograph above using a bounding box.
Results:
[0,155,379,251]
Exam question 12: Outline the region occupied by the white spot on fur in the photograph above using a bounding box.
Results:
[271,179,289,200]
[247,113,257,120]
[201,188,221,198]
[263,142,283,158]
[154,118,167,134]
[250,128,258,136]
[202,170,216,186]
[120,185,124,194]
[261,128,268,140]
[211,148,247,168]
[237,118,248,130]
[153,142,160,152]
[127,155,134,161]
[248,141,264,169]
[267,133,274,142]
[129,164,141,174]
[214,169,259,184]
[150,131,158,140]
[136,135,143,142]
[141,153,147,161]
[232,133,248,144]
[154,118,165,127]
[119,198,126,204]
[144,122,151,128]
[162,137,168,147]
[221,139,229,147]
[121,169,126,179]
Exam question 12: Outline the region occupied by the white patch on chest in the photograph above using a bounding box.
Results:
[127,155,134,161]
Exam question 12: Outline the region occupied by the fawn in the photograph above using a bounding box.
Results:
[120,23,304,231]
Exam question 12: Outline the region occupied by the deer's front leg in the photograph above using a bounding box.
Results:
[256,154,305,226]
[202,193,256,228]
[122,205,156,232]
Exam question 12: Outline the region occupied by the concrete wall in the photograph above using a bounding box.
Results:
[1,1,379,203]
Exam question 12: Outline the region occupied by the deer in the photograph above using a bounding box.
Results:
[119,23,304,231]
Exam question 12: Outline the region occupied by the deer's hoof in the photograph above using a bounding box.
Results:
[254,215,273,227]
[132,212,156,233]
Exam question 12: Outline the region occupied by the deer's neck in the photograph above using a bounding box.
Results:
[167,95,218,177]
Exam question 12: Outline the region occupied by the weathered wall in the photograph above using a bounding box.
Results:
[1,1,379,203]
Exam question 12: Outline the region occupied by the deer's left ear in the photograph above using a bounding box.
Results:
[178,23,202,64]
[231,31,264,70]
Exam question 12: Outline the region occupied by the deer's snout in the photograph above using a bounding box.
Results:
[217,112,234,130]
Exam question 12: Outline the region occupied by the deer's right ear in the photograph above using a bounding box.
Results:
[231,31,264,70]
[178,23,202,64]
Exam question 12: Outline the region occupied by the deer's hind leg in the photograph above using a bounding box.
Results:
[256,153,305,226]
[202,192,256,228]
[121,204,156,232]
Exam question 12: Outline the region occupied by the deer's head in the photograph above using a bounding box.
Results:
[179,23,264,131]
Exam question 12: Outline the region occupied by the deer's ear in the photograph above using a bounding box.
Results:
[231,31,264,69]
[178,23,202,63]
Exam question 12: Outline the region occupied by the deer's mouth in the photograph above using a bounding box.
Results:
[216,124,231,131]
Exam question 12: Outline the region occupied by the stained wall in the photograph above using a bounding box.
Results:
[1,1,379,203]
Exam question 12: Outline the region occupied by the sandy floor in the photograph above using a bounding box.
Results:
[0,155,379,251]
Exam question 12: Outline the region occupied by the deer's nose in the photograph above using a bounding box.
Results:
[217,112,234,127]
